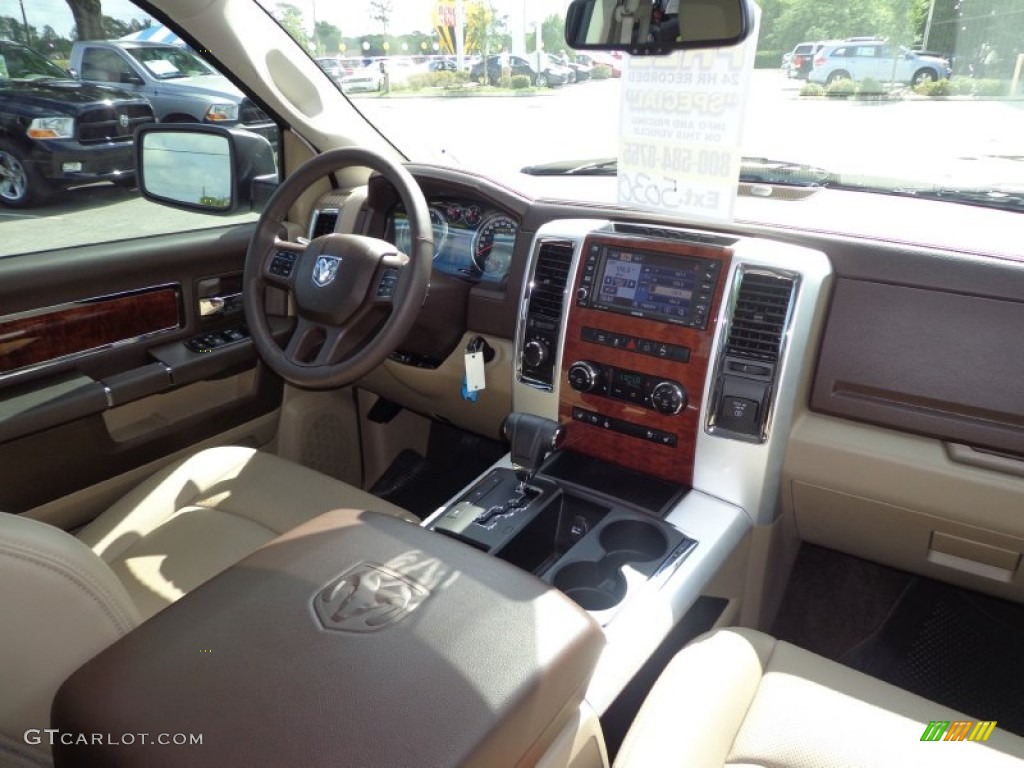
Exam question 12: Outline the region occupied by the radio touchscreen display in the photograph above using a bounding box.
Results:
[591,247,720,329]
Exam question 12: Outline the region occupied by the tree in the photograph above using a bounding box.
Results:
[0,16,34,44]
[66,0,104,41]
[369,0,393,36]
[314,21,343,56]
[102,15,132,39]
[465,1,506,57]
[541,14,565,55]
[274,3,312,53]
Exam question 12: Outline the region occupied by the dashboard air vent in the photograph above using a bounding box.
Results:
[310,208,339,239]
[519,239,576,391]
[726,272,795,362]
[528,241,574,319]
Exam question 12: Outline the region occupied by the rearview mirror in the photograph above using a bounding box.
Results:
[135,123,278,214]
[565,0,754,55]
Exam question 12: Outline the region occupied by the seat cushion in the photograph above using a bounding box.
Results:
[614,627,1024,768]
[0,512,139,762]
[76,446,416,620]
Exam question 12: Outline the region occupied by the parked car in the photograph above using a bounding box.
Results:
[552,52,592,81]
[576,50,623,77]
[428,57,459,73]
[471,53,573,87]
[0,39,154,207]
[785,41,827,79]
[340,64,385,93]
[315,56,346,84]
[809,40,951,86]
[538,53,575,85]
[69,40,276,140]
[378,57,422,86]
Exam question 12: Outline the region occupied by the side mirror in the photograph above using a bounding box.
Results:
[565,0,754,56]
[135,123,278,214]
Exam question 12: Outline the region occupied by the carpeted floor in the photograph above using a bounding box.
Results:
[369,423,505,519]
[840,577,1024,735]
[772,544,1024,736]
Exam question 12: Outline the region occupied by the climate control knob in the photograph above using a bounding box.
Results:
[651,381,687,415]
[568,361,602,393]
[523,339,549,368]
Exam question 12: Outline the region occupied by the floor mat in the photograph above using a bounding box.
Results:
[840,577,1024,735]
[771,544,911,661]
[370,425,505,519]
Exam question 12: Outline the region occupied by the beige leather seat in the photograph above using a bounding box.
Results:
[615,627,1024,768]
[0,446,414,766]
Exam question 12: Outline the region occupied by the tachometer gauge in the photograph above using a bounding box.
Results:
[472,214,517,280]
[463,205,483,227]
[444,203,463,223]
[394,206,448,259]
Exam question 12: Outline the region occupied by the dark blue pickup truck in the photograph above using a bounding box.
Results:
[0,40,154,208]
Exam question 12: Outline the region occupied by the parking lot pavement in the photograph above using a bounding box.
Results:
[2,184,257,257]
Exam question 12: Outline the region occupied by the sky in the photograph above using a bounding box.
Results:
[3,0,568,42]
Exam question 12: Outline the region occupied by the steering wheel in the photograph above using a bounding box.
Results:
[242,147,432,389]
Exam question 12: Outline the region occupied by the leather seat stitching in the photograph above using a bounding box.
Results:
[0,543,136,633]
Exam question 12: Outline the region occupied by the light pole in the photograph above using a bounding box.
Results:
[922,0,937,51]
[19,0,31,48]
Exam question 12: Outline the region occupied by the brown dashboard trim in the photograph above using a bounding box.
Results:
[0,286,181,375]
[559,236,732,485]
[812,278,1024,457]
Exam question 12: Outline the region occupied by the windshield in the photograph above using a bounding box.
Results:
[0,42,69,81]
[126,45,215,78]
[252,0,1022,212]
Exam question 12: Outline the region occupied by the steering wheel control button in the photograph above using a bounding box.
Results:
[376,267,400,298]
[269,250,297,278]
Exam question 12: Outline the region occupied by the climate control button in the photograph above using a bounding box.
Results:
[651,381,687,415]
[568,361,602,393]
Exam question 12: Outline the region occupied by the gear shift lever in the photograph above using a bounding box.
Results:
[466,413,565,528]
[503,413,565,489]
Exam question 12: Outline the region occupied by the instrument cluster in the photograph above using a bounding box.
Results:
[389,199,518,284]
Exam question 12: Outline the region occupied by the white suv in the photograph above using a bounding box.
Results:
[809,41,951,86]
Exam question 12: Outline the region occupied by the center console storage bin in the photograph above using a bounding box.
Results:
[52,510,605,768]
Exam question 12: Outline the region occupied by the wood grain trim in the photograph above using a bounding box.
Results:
[558,236,732,485]
[0,287,181,374]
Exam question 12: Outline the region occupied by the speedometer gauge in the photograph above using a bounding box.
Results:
[472,214,517,281]
[394,206,448,259]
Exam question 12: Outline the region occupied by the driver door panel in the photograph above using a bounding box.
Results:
[0,225,284,516]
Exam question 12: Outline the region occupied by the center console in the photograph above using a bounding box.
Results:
[560,234,731,485]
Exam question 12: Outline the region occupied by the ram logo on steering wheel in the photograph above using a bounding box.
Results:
[312,255,341,287]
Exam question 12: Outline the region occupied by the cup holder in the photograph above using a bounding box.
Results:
[553,519,670,612]
[553,561,627,611]
[599,520,668,563]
